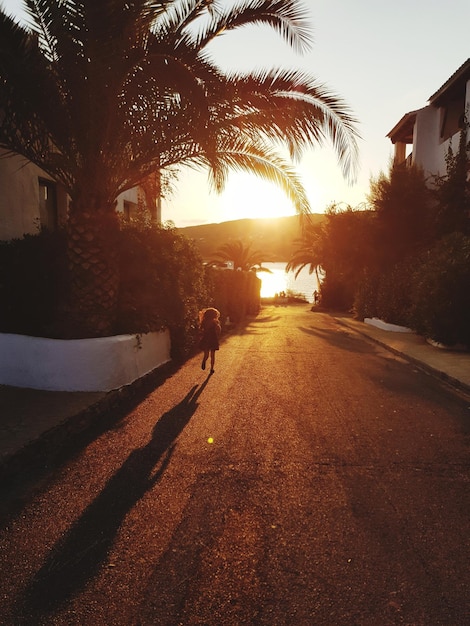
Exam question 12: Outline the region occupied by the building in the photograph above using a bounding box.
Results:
[0,149,161,241]
[387,58,470,178]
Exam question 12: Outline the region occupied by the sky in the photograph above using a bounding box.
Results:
[2,0,470,227]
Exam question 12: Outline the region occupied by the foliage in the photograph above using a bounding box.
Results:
[292,120,469,344]
[353,146,470,346]
[354,261,414,327]
[432,125,470,236]
[408,233,470,347]
[0,226,212,356]
[310,204,376,311]
[210,240,272,271]
[367,164,434,267]
[117,222,209,358]
[355,164,437,324]
[0,223,261,353]
[353,270,379,320]
[375,260,414,328]
[286,218,323,282]
[204,266,261,325]
[318,273,356,311]
[0,230,67,337]
[0,0,359,337]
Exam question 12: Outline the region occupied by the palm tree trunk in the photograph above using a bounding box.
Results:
[64,205,120,337]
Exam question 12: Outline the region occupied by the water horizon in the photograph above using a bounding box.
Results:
[259,262,319,303]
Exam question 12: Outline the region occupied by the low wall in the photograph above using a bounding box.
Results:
[0,330,171,392]
[364,317,413,333]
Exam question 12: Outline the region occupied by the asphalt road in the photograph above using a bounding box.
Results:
[0,305,469,625]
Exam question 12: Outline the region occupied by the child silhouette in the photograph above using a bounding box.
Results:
[198,307,221,374]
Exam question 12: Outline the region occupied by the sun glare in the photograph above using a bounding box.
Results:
[259,266,288,298]
[219,173,297,222]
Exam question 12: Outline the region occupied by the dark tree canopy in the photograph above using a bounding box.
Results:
[0,0,360,335]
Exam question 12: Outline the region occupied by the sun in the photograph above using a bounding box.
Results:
[218,172,297,222]
[258,266,288,298]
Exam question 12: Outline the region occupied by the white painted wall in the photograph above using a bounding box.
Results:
[0,151,51,240]
[413,77,470,178]
[413,106,442,175]
[115,187,140,213]
[0,150,144,241]
[0,329,171,391]
[365,317,413,333]
[414,107,466,178]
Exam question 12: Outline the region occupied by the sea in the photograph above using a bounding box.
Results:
[258,262,320,303]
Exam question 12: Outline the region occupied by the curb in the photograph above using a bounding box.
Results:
[0,361,176,485]
[334,316,470,396]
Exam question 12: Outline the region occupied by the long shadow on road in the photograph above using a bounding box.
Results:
[230,314,282,336]
[15,377,212,623]
[298,324,377,355]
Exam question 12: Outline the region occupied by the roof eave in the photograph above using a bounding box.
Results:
[429,58,470,105]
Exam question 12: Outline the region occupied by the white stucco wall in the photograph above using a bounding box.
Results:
[413,77,470,179]
[413,106,442,175]
[116,187,140,213]
[0,329,171,391]
[365,317,413,333]
[0,151,49,240]
[0,150,144,241]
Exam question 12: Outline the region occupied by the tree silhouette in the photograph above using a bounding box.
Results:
[211,240,272,272]
[0,0,359,336]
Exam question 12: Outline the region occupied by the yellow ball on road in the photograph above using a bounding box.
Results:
[207,437,214,444]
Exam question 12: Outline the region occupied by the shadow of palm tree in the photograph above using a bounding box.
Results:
[16,378,211,622]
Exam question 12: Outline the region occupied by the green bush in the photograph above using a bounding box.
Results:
[0,226,261,353]
[319,273,356,312]
[353,271,380,320]
[205,267,261,325]
[0,230,67,337]
[409,233,470,346]
[117,223,209,358]
[375,260,414,328]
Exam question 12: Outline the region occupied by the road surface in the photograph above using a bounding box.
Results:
[0,305,469,625]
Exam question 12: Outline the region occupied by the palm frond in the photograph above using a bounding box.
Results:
[0,0,359,210]
[211,239,272,270]
[203,135,311,215]
[193,0,312,55]
[221,68,361,180]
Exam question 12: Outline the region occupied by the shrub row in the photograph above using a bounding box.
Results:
[0,226,261,357]
[0,230,67,338]
[205,266,261,327]
[354,233,470,347]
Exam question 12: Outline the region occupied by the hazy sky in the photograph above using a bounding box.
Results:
[3,0,470,226]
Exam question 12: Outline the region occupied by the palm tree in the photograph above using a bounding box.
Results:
[286,221,324,285]
[211,240,272,272]
[0,0,359,336]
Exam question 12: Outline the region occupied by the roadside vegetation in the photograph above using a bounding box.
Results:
[291,126,470,347]
[5,4,466,352]
[0,220,262,358]
[210,240,272,272]
[0,0,359,340]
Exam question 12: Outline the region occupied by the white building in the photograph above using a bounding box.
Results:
[0,149,161,241]
[387,58,470,178]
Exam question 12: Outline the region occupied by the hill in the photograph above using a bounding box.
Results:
[177,214,324,262]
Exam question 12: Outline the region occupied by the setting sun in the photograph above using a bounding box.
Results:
[217,173,297,223]
[259,266,288,298]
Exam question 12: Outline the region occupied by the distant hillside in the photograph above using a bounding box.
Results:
[177,214,324,262]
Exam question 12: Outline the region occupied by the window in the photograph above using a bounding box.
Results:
[38,178,58,230]
[123,200,138,221]
[440,94,466,142]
